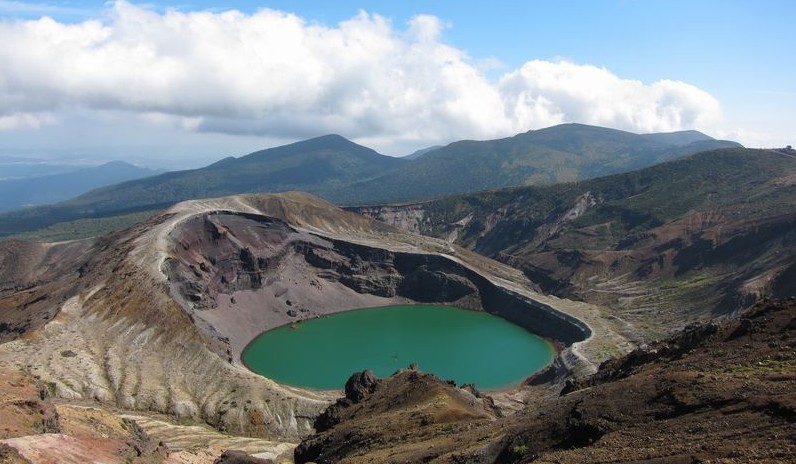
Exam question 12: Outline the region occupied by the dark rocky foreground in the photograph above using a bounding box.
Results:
[295,299,796,463]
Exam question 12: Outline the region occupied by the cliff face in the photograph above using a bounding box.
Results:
[351,204,426,234]
[0,192,615,445]
[162,209,595,363]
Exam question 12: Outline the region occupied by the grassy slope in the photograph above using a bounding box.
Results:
[0,135,406,236]
[416,148,795,246]
[2,210,161,242]
[334,124,739,204]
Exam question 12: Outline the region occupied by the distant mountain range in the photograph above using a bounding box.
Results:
[402,145,443,160]
[0,135,406,235]
[0,161,161,213]
[333,124,741,204]
[0,124,740,236]
[0,156,98,180]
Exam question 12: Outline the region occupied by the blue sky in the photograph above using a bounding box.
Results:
[0,1,793,168]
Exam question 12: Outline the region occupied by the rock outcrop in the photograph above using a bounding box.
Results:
[213,450,274,464]
[343,370,379,403]
[295,368,502,464]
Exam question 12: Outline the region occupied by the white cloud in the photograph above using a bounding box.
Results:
[498,61,721,134]
[0,112,56,130]
[0,1,723,153]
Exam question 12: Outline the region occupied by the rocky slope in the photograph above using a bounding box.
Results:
[295,298,796,463]
[0,192,624,462]
[354,147,796,340]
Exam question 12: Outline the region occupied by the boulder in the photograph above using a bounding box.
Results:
[344,370,379,403]
[213,450,274,464]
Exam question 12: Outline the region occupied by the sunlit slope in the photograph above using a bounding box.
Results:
[335,123,740,204]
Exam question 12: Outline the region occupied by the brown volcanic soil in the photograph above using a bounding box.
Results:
[0,239,95,342]
[295,299,796,463]
[0,365,293,463]
[0,369,59,440]
[295,369,501,464]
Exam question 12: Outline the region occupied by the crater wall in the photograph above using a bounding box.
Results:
[162,211,592,368]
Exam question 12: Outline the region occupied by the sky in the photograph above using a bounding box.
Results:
[0,0,793,169]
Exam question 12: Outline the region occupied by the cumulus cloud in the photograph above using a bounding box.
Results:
[498,61,721,134]
[0,1,722,151]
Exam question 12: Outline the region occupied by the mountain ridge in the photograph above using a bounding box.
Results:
[0,124,740,238]
[0,160,160,212]
[0,135,407,235]
[333,123,740,205]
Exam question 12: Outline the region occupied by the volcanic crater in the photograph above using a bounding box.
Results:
[0,192,628,444]
[162,207,593,364]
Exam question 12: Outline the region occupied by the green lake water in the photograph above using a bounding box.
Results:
[242,304,555,390]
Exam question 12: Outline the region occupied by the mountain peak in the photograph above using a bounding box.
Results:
[241,134,376,158]
[640,129,715,146]
[310,133,349,142]
[295,133,358,147]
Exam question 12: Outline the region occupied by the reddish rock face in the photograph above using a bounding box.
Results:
[0,369,59,439]
[164,211,484,311]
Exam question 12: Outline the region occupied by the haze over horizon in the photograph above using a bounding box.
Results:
[0,0,793,169]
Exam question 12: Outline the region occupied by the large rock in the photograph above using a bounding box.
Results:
[213,450,274,464]
[344,370,379,403]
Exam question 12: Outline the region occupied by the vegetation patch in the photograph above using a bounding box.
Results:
[2,210,160,242]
